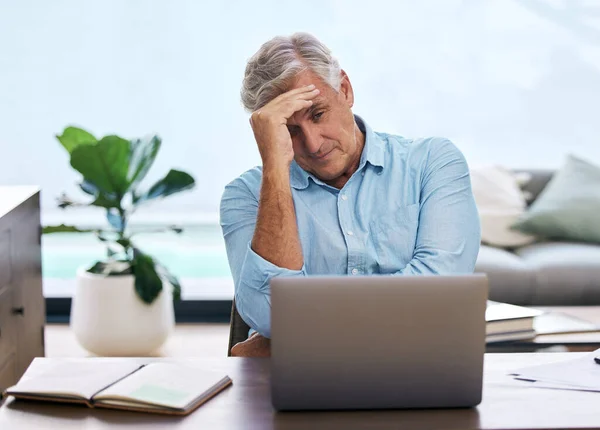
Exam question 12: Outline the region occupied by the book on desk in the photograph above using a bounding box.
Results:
[486,301,600,343]
[486,300,543,343]
[2,360,232,415]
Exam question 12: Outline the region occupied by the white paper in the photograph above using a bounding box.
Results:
[510,348,600,392]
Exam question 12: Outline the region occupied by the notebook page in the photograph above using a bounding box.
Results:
[94,362,229,410]
[7,361,144,400]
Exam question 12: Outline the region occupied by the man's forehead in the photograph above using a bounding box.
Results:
[309,96,327,105]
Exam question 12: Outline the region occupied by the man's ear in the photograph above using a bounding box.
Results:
[339,70,354,108]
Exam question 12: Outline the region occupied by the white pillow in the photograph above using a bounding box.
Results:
[469,165,536,248]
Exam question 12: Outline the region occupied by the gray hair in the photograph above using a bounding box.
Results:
[240,32,341,112]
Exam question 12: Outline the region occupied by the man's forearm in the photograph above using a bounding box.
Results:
[251,166,303,270]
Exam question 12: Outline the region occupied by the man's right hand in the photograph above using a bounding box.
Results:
[249,84,320,169]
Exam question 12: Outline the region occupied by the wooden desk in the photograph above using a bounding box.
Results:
[1,353,599,429]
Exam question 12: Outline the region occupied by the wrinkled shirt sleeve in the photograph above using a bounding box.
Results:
[395,139,481,275]
[219,177,306,338]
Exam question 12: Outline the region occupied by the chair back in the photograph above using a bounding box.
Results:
[228,299,251,356]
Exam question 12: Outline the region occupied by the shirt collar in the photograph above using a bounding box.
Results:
[356,114,385,170]
[289,114,386,190]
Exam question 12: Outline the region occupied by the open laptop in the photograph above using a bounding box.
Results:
[270,274,488,411]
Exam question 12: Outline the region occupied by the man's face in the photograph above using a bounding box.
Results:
[286,69,363,187]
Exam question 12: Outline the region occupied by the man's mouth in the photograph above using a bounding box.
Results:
[313,148,334,161]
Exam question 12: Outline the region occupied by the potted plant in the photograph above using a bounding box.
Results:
[44,126,196,356]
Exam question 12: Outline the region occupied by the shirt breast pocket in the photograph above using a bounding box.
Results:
[369,203,420,273]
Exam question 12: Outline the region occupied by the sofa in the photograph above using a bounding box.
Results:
[474,169,600,306]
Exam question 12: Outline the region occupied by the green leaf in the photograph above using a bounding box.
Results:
[87,260,132,275]
[56,126,97,153]
[70,135,131,199]
[128,136,161,191]
[79,180,119,208]
[131,249,163,304]
[95,230,120,242]
[156,264,182,302]
[42,224,96,234]
[88,261,106,274]
[116,238,132,249]
[135,169,195,204]
[90,193,119,209]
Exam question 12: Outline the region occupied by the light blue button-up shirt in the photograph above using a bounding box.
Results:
[220,115,481,338]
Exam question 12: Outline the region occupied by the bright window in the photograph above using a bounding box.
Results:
[2,1,599,298]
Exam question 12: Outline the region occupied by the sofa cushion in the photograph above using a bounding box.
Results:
[469,165,535,248]
[511,154,600,244]
[512,169,553,205]
[475,245,536,305]
[514,242,600,305]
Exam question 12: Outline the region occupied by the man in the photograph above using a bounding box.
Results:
[220,32,481,357]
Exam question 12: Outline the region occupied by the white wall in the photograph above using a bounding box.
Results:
[1,0,599,223]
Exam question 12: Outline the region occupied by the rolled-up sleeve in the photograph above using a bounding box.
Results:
[219,172,306,338]
[396,139,481,275]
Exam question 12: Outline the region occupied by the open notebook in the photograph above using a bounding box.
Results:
[2,360,232,416]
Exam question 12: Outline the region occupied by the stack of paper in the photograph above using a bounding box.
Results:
[509,348,600,392]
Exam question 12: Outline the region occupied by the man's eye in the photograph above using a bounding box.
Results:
[312,112,324,121]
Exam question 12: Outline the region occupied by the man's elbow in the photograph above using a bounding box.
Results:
[235,289,272,339]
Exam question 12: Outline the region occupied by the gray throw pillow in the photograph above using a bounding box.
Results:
[510,154,600,244]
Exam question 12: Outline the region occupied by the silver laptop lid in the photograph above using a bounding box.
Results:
[271,274,488,411]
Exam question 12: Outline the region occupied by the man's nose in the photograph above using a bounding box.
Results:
[302,127,322,155]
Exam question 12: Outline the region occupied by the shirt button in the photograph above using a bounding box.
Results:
[351,268,359,275]
[347,230,354,236]
[341,194,348,201]
[361,172,365,176]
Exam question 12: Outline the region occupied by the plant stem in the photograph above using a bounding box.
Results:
[116,204,133,258]
[117,207,127,237]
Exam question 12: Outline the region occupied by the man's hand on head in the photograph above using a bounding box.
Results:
[249,85,320,170]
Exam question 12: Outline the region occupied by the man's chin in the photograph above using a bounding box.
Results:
[299,158,349,182]
[311,165,346,182]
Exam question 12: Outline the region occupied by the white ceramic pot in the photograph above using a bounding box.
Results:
[70,266,175,356]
